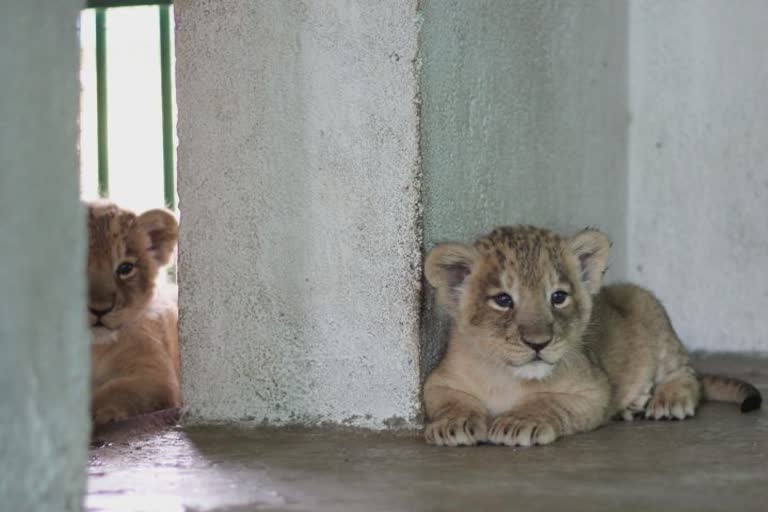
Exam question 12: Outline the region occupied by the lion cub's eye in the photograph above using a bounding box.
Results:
[551,290,569,307]
[116,262,136,277]
[492,293,514,309]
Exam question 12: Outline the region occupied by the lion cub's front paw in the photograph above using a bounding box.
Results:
[488,415,558,447]
[645,391,696,420]
[92,405,129,426]
[425,415,488,447]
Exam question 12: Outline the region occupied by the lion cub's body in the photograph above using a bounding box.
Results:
[90,285,180,425]
[87,201,180,426]
[424,226,761,447]
[588,285,694,420]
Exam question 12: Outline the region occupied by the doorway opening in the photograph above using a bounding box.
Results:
[79,0,178,281]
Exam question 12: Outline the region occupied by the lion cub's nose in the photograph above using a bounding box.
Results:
[519,325,553,352]
[521,336,552,352]
[89,305,114,318]
[520,325,552,354]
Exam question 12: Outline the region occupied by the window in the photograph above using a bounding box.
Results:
[79,1,177,213]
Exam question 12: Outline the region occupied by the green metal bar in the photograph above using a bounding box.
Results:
[95,8,109,198]
[159,4,175,209]
[87,0,172,8]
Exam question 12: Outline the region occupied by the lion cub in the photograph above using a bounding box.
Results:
[424,225,761,447]
[87,201,180,426]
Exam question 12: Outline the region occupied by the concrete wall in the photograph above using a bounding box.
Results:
[0,1,89,510]
[628,1,768,352]
[176,1,423,428]
[419,0,630,372]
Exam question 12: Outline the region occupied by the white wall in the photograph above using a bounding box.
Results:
[0,1,89,510]
[629,0,768,352]
[176,1,423,428]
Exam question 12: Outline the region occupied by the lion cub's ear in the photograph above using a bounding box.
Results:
[569,229,611,294]
[137,209,179,266]
[425,243,477,310]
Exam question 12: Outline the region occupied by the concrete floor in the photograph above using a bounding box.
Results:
[87,355,768,512]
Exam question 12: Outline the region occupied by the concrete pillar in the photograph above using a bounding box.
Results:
[0,1,89,510]
[176,1,423,428]
[176,1,629,427]
[628,0,768,352]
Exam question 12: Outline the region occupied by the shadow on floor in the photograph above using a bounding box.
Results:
[87,354,768,512]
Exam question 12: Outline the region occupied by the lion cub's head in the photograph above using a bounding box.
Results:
[86,201,178,342]
[426,225,610,380]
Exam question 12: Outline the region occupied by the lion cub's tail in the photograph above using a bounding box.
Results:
[699,374,762,413]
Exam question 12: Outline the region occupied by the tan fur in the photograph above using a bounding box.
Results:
[423,225,761,447]
[86,201,180,426]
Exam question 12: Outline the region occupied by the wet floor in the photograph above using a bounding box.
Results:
[87,354,768,512]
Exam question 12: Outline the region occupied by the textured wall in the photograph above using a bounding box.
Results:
[629,1,768,352]
[176,1,423,427]
[419,0,630,373]
[0,1,89,510]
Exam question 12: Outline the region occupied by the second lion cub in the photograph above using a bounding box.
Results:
[87,201,181,427]
[424,225,761,447]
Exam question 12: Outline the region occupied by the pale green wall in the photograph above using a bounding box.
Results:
[0,1,89,510]
[419,0,629,372]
